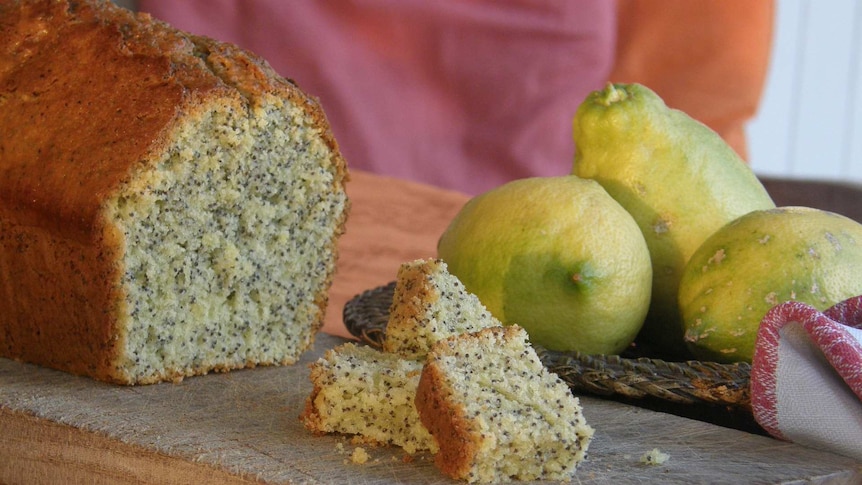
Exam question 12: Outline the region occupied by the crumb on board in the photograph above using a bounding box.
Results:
[350,447,370,464]
[640,448,670,465]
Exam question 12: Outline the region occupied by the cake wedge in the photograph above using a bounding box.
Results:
[416,325,594,483]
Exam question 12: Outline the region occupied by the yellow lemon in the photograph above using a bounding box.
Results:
[572,83,775,359]
[437,175,652,355]
[679,206,862,363]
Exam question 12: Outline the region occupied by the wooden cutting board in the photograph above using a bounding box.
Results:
[2,331,862,485]
[2,171,861,484]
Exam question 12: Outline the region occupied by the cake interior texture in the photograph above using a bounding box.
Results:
[417,325,594,483]
[109,96,346,383]
[302,343,438,454]
[0,0,348,384]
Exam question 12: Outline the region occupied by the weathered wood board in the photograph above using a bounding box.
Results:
[2,332,861,484]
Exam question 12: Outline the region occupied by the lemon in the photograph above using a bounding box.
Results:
[436,175,652,355]
[572,83,775,359]
[679,206,862,363]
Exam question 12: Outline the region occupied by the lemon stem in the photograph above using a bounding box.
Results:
[598,83,627,106]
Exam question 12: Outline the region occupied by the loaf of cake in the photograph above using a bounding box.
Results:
[416,325,594,483]
[303,258,498,452]
[384,258,502,358]
[0,0,349,384]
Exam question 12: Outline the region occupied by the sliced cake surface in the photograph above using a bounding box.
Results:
[301,342,438,454]
[416,325,594,483]
[0,0,348,384]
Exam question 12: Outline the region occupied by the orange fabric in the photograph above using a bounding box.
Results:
[611,0,775,160]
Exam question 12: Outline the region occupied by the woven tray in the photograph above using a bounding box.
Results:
[344,282,753,412]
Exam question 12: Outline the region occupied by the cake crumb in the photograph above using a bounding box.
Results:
[640,448,670,465]
[351,447,370,464]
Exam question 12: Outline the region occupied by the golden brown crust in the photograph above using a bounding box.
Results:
[300,370,326,433]
[0,0,348,383]
[415,335,480,480]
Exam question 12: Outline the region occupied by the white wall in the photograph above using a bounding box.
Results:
[748,0,862,184]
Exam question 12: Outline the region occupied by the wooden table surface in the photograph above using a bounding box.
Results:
[2,170,861,484]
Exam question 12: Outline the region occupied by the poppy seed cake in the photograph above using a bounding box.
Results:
[416,325,594,483]
[301,342,438,454]
[384,258,502,358]
[302,258,499,453]
[0,0,349,384]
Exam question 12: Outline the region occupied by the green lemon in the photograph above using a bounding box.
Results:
[436,175,652,355]
[679,206,862,363]
[572,83,775,359]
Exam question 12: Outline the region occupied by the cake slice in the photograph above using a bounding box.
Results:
[301,342,438,454]
[0,0,348,384]
[384,258,501,358]
[416,325,594,483]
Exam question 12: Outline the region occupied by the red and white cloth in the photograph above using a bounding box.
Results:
[751,296,862,462]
